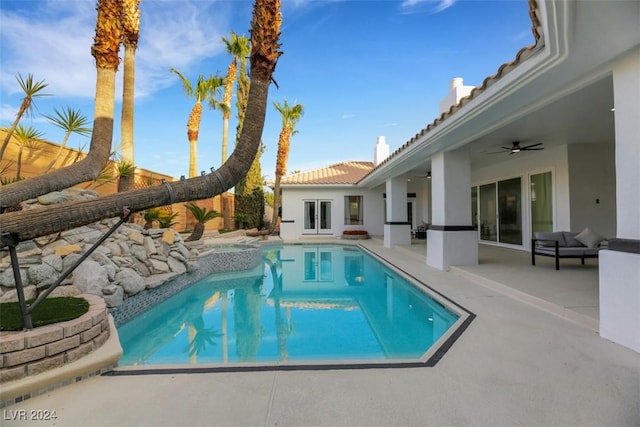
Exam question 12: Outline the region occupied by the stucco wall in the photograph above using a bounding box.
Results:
[567,144,616,238]
[280,186,386,239]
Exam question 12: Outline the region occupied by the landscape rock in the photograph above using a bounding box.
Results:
[167,257,187,274]
[28,263,59,288]
[72,260,109,295]
[48,285,81,298]
[115,268,145,296]
[41,254,63,272]
[0,267,29,288]
[102,285,124,308]
[0,285,37,303]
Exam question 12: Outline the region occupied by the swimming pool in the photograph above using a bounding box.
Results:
[116,244,472,370]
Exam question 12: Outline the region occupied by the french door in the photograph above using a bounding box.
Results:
[303,200,333,235]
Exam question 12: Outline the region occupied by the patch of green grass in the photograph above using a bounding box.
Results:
[0,297,90,331]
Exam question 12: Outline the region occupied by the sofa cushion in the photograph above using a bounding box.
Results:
[534,231,565,247]
[575,227,605,248]
[563,232,586,247]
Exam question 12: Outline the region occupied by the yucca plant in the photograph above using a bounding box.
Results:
[142,207,164,229]
[184,203,220,241]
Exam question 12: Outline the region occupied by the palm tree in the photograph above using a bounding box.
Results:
[220,33,251,230]
[0,0,282,245]
[171,69,224,178]
[184,203,221,241]
[13,125,45,180]
[221,32,250,164]
[233,36,265,230]
[41,107,92,173]
[0,74,50,162]
[119,0,141,173]
[271,100,304,232]
[0,0,122,208]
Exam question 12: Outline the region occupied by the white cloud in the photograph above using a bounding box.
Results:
[0,0,233,101]
[400,0,456,13]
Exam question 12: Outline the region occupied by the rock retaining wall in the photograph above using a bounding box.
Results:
[0,216,198,310]
[112,245,262,325]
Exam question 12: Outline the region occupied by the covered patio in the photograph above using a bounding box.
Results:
[395,239,599,329]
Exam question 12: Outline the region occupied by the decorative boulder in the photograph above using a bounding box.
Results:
[72,260,110,295]
[115,268,146,296]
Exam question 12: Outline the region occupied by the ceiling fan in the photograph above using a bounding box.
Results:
[490,141,544,155]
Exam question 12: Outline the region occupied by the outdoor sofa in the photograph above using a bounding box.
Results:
[531,228,607,270]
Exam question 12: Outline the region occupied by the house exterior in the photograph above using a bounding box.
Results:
[277,0,640,352]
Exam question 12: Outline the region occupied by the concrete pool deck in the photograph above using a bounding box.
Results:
[2,237,639,426]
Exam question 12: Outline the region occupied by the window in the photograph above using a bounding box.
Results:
[344,195,363,225]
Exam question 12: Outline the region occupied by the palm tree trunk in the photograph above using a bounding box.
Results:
[222,118,230,164]
[0,102,29,161]
[15,148,24,180]
[0,68,116,208]
[186,222,205,242]
[271,174,281,233]
[0,78,271,243]
[120,43,136,177]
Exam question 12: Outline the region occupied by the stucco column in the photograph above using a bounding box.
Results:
[600,48,640,352]
[427,147,478,270]
[384,176,411,247]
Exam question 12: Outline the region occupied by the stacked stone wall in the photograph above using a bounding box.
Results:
[0,294,109,383]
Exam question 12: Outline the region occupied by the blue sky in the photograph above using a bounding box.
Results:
[0,0,534,181]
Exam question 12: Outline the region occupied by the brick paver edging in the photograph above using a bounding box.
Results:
[0,294,110,383]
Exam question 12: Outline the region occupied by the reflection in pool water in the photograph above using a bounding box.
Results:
[117,244,461,367]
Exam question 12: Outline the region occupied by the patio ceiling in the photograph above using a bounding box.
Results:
[389,73,615,182]
[467,74,615,169]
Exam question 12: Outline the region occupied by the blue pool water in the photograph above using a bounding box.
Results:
[117,244,461,367]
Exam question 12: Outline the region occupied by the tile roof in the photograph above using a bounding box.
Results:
[280,161,374,185]
[357,0,544,183]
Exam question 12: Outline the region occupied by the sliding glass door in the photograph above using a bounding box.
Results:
[479,183,497,241]
[530,172,553,234]
[475,177,522,245]
[473,172,553,247]
[498,178,522,245]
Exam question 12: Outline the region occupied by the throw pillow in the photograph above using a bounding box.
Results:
[563,232,585,247]
[575,227,604,248]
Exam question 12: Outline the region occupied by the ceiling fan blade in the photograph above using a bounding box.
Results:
[521,142,543,150]
[522,147,544,151]
[500,146,512,150]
